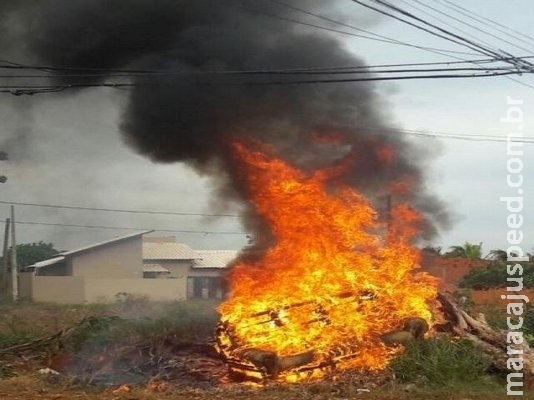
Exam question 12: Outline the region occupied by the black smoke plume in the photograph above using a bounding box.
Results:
[0,0,450,247]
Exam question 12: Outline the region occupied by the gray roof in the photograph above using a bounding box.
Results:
[193,250,238,269]
[143,242,200,260]
[30,256,65,268]
[31,231,153,269]
[142,263,170,273]
[60,230,153,256]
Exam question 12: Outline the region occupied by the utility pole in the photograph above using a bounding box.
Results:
[385,194,392,235]
[0,150,7,183]
[10,206,18,302]
[2,218,9,298]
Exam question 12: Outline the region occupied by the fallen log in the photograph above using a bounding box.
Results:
[436,292,534,381]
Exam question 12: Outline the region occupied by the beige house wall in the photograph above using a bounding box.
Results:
[71,237,143,279]
[18,272,33,299]
[188,268,224,277]
[83,278,187,302]
[32,276,85,304]
[148,261,225,278]
[24,275,187,303]
[5,272,35,300]
[150,260,191,278]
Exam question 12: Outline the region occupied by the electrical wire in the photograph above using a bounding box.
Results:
[0,69,525,95]
[0,200,240,217]
[0,56,509,72]
[436,0,534,44]
[263,0,477,60]
[355,0,534,73]
[352,0,498,58]
[404,0,534,55]
[0,66,517,79]
[351,0,534,91]
[15,220,244,235]
[228,0,481,58]
[0,2,532,94]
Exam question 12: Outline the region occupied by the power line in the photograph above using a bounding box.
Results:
[0,55,531,81]
[256,0,534,95]
[365,126,534,143]
[355,0,534,72]
[403,0,534,55]
[0,66,517,80]
[0,56,510,73]
[504,75,534,90]
[227,0,480,57]
[351,0,534,91]
[401,131,534,143]
[0,69,525,95]
[351,0,497,58]
[390,0,507,55]
[15,220,244,235]
[263,0,477,60]
[0,200,240,218]
[436,0,534,44]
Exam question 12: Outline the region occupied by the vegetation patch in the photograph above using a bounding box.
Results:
[389,338,493,387]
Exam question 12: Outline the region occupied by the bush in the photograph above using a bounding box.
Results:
[62,299,221,353]
[459,262,534,290]
[389,338,491,386]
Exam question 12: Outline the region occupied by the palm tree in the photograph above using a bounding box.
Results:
[487,249,516,263]
[445,242,483,259]
[421,246,443,255]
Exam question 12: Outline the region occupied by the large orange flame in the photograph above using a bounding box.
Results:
[218,140,437,374]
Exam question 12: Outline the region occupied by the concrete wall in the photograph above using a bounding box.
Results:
[32,276,85,304]
[154,260,191,279]
[18,272,33,299]
[189,268,224,277]
[84,277,187,302]
[27,275,187,303]
[71,236,143,279]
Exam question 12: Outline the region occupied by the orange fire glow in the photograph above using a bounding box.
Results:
[218,140,437,376]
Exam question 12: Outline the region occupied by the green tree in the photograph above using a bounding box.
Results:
[1,241,60,267]
[445,242,483,259]
[486,248,520,262]
[486,249,508,262]
[460,262,534,290]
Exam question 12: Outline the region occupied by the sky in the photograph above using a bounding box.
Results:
[0,0,532,257]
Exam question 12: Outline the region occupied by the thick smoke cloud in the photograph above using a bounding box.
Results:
[0,0,450,247]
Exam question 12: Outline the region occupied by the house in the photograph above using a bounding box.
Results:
[18,232,238,304]
[142,236,237,300]
[188,250,238,299]
[33,230,151,278]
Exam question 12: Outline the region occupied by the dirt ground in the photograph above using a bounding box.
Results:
[0,301,530,400]
[0,374,531,400]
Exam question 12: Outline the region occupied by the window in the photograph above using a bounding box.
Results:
[187,276,227,299]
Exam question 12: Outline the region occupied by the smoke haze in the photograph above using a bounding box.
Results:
[0,0,450,249]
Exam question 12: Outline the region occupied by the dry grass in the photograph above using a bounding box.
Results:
[0,299,532,400]
[0,375,531,400]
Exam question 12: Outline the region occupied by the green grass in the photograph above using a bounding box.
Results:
[389,337,494,388]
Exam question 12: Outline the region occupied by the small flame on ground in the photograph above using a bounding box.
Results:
[218,140,437,375]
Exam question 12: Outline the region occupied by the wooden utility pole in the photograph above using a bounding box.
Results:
[10,206,18,302]
[2,218,9,298]
[385,194,392,234]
